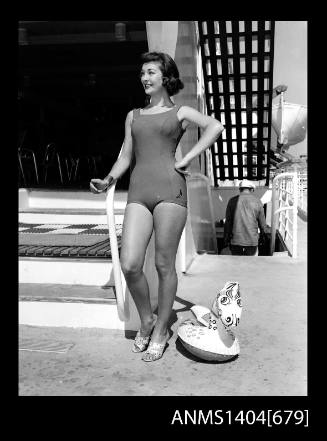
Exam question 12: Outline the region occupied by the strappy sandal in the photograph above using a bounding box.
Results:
[132,318,156,353]
[141,333,169,362]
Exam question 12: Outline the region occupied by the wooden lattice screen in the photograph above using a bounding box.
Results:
[198,21,275,186]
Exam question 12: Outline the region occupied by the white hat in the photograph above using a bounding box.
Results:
[239,179,256,189]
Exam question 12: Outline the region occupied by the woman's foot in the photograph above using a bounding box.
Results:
[132,316,157,353]
[141,331,169,362]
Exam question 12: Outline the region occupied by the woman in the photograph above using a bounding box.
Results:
[90,51,224,362]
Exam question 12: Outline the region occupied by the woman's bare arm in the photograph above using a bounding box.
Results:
[90,110,134,193]
[103,110,134,182]
[175,106,224,171]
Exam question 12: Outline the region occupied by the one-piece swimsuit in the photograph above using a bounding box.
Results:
[127,105,187,213]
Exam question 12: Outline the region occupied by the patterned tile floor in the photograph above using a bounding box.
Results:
[18,223,122,258]
[19,222,122,235]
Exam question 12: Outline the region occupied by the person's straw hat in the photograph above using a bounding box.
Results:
[239,179,256,189]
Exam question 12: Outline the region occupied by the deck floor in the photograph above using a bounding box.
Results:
[19,214,307,396]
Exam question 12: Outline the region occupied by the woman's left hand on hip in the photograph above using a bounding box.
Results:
[175,161,191,176]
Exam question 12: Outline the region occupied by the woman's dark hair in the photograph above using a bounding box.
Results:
[140,51,184,96]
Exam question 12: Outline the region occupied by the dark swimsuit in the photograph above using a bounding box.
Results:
[127,105,187,213]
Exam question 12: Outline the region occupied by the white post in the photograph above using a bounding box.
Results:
[279,92,285,145]
[176,227,186,273]
[270,179,277,255]
[292,171,298,258]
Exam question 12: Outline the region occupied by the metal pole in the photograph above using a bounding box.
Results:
[105,144,129,321]
[106,182,129,321]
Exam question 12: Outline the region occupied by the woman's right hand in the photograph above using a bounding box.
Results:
[89,177,114,194]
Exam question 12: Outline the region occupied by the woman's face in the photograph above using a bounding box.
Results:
[140,62,164,95]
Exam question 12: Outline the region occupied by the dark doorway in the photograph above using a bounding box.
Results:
[18,21,148,190]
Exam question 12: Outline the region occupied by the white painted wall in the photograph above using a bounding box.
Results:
[19,188,127,210]
[19,258,114,286]
[19,302,126,329]
[145,21,178,58]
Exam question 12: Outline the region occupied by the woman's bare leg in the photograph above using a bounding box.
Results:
[120,203,155,335]
[151,202,187,343]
